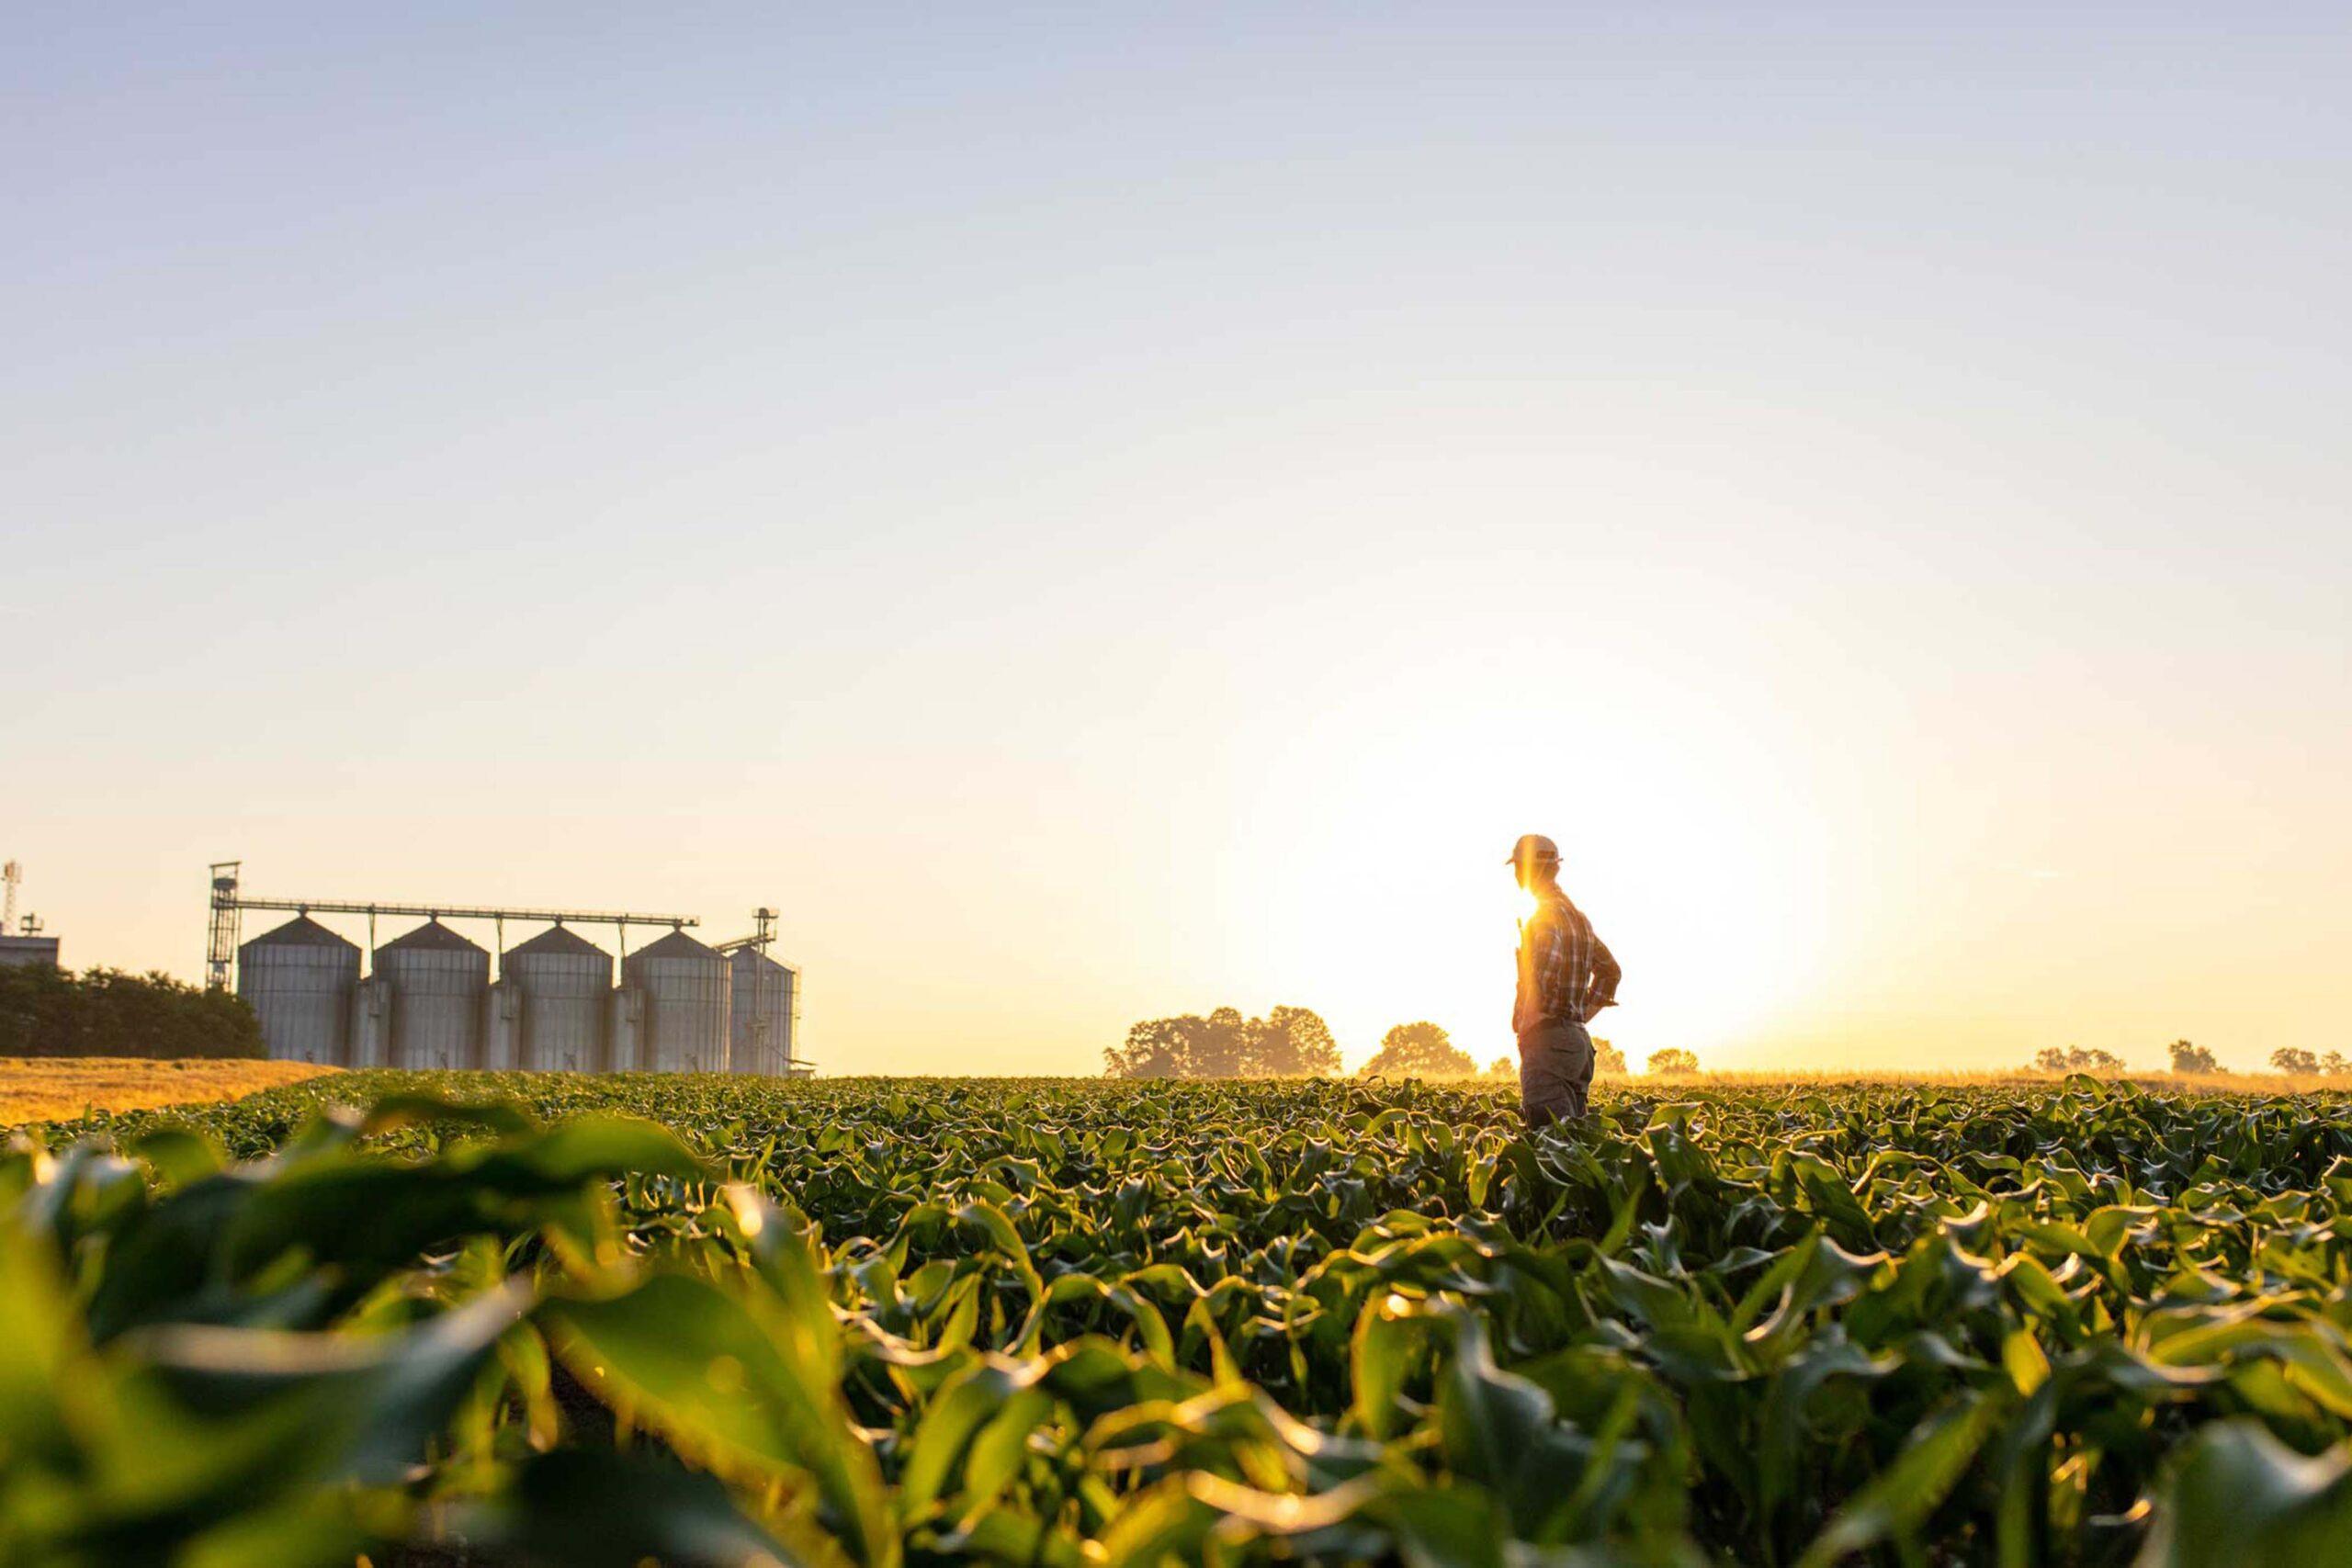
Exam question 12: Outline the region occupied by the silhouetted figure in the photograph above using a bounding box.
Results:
[1508,834,1620,1126]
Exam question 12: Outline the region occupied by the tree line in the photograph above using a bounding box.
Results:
[0,965,263,1059]
[2028,1040,2348,1077]
[1105,1009,1683,1080]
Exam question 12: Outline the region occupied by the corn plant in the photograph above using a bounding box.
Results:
[8,1073,2352,1565]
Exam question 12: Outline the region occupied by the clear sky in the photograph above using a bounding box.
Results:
[10,5,2348,1075]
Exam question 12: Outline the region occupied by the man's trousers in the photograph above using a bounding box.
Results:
[1516,1018,1595,1127]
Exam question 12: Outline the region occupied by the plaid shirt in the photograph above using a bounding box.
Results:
[1515,886,1621,1035]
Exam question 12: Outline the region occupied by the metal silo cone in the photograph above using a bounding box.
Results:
[237,914,358,1065]
[373,919,490,1070]
[504,924,614,1072]
[622,930,730,1073]
[728,946,796,1076]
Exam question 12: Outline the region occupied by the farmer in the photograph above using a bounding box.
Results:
[1508,833,1621,1127]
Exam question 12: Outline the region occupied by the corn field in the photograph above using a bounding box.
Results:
[8,1073,2352,1566]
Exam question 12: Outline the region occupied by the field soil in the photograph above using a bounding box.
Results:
[0,1055,336,1124]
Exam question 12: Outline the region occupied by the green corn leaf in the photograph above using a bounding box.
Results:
[2135,1418,2352,1566]
[1796,1391,2005,1568]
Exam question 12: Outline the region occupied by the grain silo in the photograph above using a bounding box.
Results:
[623,930,729,1073]
[238,914,358,1065]
[506,925,612,1072]
[374,919,489,1070]
[727,948,796,1076]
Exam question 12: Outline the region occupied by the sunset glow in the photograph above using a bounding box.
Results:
[10,9,2346,1077]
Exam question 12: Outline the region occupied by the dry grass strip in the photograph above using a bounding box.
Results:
[0,1057,337,1126]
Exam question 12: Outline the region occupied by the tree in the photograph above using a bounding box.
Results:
[0,965,262,1058]
[1191,1007,1253,1077]
[2324,1051,2348,1076]
[2167,1040,2220,1075]
[1359,1021,1476,1078]
[2033,1045,2122,1076]
[1486,1055,1514,1078]
[1104,1006,1340,1078]
[1102,1014,1198,1078]
[2272,1047,2321,1076]
[1646,1047,1699,1076]
[1592,1037,1627,1076]
[1248,1006,1341,1077]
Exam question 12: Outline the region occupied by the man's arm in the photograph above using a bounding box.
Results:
[1580,929,1622,1022]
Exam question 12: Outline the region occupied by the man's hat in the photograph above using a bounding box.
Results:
[1505,833,1560,867]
